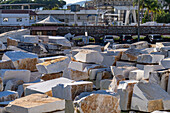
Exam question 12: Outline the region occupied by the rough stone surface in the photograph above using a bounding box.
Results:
[0,60,15,69]
[0,69,30,84]
[5,93,65,113]
[100,79,112,90]
[149,69,170,91]
[131,41,148,49]
[68,61,91,72]
[117,80,138,110]
[121,49,143,61]
[4,79,24,91]
[17,85,24,98]
[2,51,38,71]
[112,44,130,49]
[52,81,93,100]
[41,72,63,81]
[116,61,136,67]
[144,65,164,79]
[101,52,119,67]
[81,45,102,52]
[74,49,103,64]
[161,58,170,69]
[112,66,138,78]
[0,91,18,102]
[129,70,144,80]
[131,82,170,112]
[36,56,70,74]
[7,37,19,47]
[21,35,39,44]
[74,90,121,113]
[25,77,74,96]
[137,54,164,64]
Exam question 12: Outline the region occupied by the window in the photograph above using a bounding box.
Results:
[3,18,8,22]
[16,18,22,22]
[78,16,80,20]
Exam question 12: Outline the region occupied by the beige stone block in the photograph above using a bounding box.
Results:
[5,94,65,113]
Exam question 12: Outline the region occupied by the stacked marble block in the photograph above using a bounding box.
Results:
[36,56,70,81]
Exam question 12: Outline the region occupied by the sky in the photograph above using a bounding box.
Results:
[64,0,83,4]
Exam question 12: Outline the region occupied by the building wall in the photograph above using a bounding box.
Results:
[0,14,37,26]
[37,10,98,26]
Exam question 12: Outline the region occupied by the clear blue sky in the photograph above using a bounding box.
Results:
[64,0,83,4]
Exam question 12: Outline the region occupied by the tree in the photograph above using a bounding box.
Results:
[133,0,161,22]
[0,0,66,10]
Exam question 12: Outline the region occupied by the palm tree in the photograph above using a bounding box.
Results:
[133,0,160,22]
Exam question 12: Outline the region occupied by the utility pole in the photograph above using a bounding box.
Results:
[137,0,140,42]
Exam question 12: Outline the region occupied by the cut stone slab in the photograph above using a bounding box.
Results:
[111,66,138,78]
[0,77,3,91]
[101,53,119,67]
[5,93,65,113]
[41,72,63,81]
[116,61,136,67]
[149,69,170,91]
[36,56,70,74]
[52,81,93,100]
[108,76,118,92]
[89,68,111,80]
[141,48,157,54]
[129,70,144,80]
[30,72,41,82]
[17,85,24,98]
[74,90,121,113]
[0,91,18,102]
[25,77,74,96]
[63,69,89,81]
[136,64,145,70]
[131,82,170,112]
[121,49,143,61]
[137,54,164,64]
[4,79,24,91]
[131,41,148,49]
[161,58,170,69]
[21,35,39,44]
[38,56,67,63]
[81,45,102,52]
[117,80,138,110]
[2,51,38,71]
[74,49,103,64]
[144,65,164,79]
[68,61,91,72]
[112,44,130,49]
[0,60,15,69]
[7,37,19,47]
[95,70,112,89]
[49,36,71,47]
[106,49,127,57]
[0,69,30,84]
[100,79,112,90]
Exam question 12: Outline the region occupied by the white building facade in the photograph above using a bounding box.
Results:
[37,10,101,26]
[0,10,37,26]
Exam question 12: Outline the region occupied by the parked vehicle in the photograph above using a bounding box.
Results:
[119,35,134,44]
[144,34,163,43]
[103,35,114,45]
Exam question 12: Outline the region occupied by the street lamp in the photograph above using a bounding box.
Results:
[137,0,140,42]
